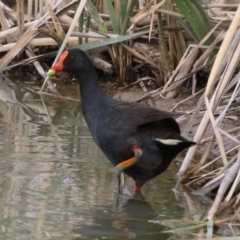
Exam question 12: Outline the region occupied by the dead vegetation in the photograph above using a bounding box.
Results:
[0,0,240,237]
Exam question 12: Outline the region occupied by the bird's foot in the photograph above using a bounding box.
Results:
[114,170,125,194]
[134,186,141,194]
[172,179,182,200]
[114,171,133,197]
[122,185,133,197]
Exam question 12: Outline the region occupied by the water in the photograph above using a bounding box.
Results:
[0,76,209,240]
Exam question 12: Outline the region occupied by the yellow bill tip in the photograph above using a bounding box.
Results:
[47,69,56,76]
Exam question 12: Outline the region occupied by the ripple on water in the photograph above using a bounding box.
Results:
[0,80,209,240]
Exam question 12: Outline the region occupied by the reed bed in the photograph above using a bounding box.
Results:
[176,3,240,222]
[0,0,239,236]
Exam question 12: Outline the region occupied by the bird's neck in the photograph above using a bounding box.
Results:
[75,69,105,101]
[74,69,112,123]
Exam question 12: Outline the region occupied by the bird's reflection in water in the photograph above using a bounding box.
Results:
[73,193,170,240]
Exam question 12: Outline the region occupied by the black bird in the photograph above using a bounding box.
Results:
[47,48,196,193]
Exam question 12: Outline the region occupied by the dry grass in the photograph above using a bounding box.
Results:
[170,3,240,227]
[0,0,239,232]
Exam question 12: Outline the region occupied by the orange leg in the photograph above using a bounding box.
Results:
[116,146,142,172]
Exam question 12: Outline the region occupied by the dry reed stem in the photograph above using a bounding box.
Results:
[25,47,59,95]
[35,0,39,18]
[0,27,38,70]
[0,3,11,43]
[165,48,200,94]
[215,70,240,127]
[218,128,240,144]
[148,0,166,40]
[171,88,205,111]
[192,31,225,71]
[27,0,33,22]
[156,9,183,18]
[162,222,207,234]
[205,5,240,97]
[161,45,192,93]
[216,154,238,178]
[135,88,162,102]
[38,91,80,101]
[91,56,113,73]
[70,31,106,39]
[234,193,240,208]
[121,43,159,69]
[209,4,239,8]
[0,0,78,39]
[16,0,24,34]
[203,35,240,166]
[197,173,226,194]
[139,0,145,9]
[224,72,240,97]
[205,99,228,165]
[0,0,78,66]
[224,169,240,203]
[210,34,240,113]
[149,0,156,41]
[178,5,240,178]
[208,148,240,220]
[167,0,185,71]
[136,15,158,27]
[40,0,87,92]
[201,126,240,144]
[43,0,64,36]
[163,21,222,95]
[196,145,240,176]
[218,35,240,80]
[0,1,13,12]
[25,48,46,79]
[0,21,35,39]
[183,92,205,137]
[186,172,217,187]
[131,0,154,23]
[191,171,223,191]
[184,137,215,182]
[0,37,80,52]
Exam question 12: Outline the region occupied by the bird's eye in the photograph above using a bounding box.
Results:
[70,56,74,60]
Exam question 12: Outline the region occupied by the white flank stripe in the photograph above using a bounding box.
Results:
[155,138,182,146]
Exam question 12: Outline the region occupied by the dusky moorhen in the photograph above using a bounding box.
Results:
[47,48,196,193]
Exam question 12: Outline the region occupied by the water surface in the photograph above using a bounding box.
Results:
[0,76,209,240]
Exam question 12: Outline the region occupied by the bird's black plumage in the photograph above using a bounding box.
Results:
[48,48,196,192]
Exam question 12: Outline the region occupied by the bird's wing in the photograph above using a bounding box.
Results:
[103,101,184,135]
